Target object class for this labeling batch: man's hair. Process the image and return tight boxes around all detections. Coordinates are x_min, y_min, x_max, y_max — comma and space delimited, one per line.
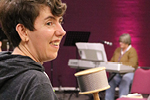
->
119, 33, 131, 45
0, 0, 67, 47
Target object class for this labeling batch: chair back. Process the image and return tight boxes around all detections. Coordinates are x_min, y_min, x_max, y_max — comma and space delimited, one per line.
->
131, 67, 150, 94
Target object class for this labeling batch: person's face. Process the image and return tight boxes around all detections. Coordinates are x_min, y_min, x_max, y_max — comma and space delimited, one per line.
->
27, 6, 66, 62
119, 42, 129, 50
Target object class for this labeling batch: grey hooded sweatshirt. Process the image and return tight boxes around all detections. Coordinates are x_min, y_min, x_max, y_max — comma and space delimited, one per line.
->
0, 51, 58, 100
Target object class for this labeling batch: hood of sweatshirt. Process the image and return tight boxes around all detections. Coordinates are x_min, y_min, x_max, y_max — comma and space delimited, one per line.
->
0, 51, 45, 88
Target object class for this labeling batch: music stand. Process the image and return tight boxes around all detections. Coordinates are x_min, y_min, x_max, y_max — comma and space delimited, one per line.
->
64, 31, 91, 59
64, 31, 91, 47
64, 31, 91, 98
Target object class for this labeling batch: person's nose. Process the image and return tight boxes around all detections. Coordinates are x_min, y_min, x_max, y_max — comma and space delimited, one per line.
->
55, 23, 66, 37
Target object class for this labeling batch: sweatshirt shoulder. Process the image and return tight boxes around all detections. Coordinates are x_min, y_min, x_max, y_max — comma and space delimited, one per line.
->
21, 70, 50, 84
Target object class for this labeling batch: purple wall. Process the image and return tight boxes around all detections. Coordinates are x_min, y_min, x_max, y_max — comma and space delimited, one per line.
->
44, 0, 150, 87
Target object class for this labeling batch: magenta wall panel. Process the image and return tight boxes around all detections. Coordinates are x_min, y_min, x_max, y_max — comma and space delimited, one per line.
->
43, 0, 150, 87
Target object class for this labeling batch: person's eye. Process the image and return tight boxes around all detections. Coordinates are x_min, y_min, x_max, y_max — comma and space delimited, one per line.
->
60, 21, 64, 25
46, 22, 52, 26
59, 19, 64, 25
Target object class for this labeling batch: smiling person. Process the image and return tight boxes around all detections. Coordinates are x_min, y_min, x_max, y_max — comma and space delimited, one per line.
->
105, 33, 138, 100
0, 0, 66, 100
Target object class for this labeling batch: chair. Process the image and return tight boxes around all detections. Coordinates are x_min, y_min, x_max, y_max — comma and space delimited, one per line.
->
117, 67, 150, 100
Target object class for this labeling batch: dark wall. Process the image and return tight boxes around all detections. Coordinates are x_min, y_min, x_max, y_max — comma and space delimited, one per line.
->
43, 0, 150, 87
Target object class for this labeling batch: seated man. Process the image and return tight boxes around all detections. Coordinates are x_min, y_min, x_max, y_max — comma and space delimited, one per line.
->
105, 33, 138, 100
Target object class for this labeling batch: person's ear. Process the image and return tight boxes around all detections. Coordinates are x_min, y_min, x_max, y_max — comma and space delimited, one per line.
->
16, 24, 29, 42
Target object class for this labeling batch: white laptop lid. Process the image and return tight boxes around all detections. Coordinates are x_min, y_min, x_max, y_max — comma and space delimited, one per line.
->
75, 42, 108, 62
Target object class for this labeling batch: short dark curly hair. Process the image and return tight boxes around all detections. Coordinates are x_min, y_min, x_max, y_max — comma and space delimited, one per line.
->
0, 0, 67, 47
